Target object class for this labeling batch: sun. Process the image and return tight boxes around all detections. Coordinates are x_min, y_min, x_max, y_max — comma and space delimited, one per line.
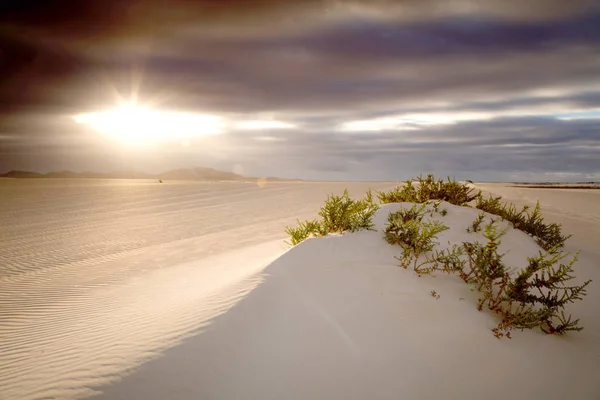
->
74, 104, 223, 143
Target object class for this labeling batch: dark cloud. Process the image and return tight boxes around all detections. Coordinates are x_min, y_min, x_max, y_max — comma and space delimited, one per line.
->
4, 1, 598, 35
197, 116, 600, 180
1, 0, 599, 180
259, 13, 600, 60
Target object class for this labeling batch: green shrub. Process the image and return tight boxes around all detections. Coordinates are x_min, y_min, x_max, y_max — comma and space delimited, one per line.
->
318, 189, 378, 234
476, 194, 570, 250
384, 204, 449, 275
466, 211, 486, 233
431, 244, 466, 275
395, 218, 591, 338
377, 175, 570, 251
284, 176, 591, 338
461, 223, 590, 337
285, 189, 379, 245
506, 249, 591, 335
377, 174, 480, 206
429, 200, 447, 216
285, 219, 323, 246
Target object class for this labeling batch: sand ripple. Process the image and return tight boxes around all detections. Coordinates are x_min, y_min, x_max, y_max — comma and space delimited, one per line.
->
0, 179, 393, 399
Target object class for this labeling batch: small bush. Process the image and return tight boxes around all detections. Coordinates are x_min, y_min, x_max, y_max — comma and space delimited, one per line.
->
404, 218, 590, 338
319, 189, 379, 234
431, 244, 467, 275
462, 223, 590, 337
378, 174, 480, 206
460, 222, 511, 312
285, 219, 323, 246
427, 200, 448, 217
385, 204, 449, 275
285, 189, 379, 245
466, 211, 486, 233
284, 176, 591, 338
476, 195, 571, 250
384, 213, 591, 338
506, 249, 591, 335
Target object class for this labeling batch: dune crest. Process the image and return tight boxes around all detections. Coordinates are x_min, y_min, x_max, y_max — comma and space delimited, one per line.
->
95, 202, 600, 399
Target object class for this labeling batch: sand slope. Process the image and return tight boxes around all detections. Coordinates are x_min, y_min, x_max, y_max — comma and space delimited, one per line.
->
0, 180, 395, 399
95, 202, 600, 400
2, 181, 598, 399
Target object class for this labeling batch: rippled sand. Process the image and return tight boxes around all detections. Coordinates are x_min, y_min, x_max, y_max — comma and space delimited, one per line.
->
0, 179, 395, 399
2, 179, 598, 399
94, 201, 600, 400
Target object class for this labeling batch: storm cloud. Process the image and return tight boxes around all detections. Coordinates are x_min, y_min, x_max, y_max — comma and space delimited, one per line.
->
1, 0, 599, 180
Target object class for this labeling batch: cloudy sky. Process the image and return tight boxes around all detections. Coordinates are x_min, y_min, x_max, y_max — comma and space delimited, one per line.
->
1, 0, 599, 181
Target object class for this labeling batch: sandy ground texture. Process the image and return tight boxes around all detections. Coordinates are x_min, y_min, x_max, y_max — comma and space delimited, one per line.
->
0, 179, 395, 400
1, 180, 598, 399
92, 195, 600, 400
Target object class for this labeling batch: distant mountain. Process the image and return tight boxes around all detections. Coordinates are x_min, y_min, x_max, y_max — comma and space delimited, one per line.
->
78, 171, 153, 179
158, 168, 244, 181
45, 171, 81, 179
0, 168, 298, 182
0, 170, 43, 178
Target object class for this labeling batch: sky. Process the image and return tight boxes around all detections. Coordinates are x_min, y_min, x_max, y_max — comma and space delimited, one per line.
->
1, 0, 600, 181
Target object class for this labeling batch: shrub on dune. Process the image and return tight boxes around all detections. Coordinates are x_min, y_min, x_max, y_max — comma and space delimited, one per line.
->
285, 189, 378, 246
377, 174, 480, 206
475, 194, 570, 251
284, 175, 592, 338
384, 203, 449, 276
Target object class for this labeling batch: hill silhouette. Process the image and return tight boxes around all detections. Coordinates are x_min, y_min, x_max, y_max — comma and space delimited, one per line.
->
0, 168, 299, 182
0, 170, 44, 178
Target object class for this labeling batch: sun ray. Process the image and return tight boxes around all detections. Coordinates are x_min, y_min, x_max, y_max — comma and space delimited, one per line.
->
74, 105, 224, 144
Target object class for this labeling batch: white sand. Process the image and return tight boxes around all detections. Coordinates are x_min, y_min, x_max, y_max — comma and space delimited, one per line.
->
0, 180, 394, 399
92, 200, 600, 400
1, 181, 599, 399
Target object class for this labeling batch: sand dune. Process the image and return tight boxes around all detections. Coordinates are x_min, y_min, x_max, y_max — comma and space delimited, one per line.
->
1, 180, 598, 399
94, 201, 600, 400
0, 241, 284, 399
0, 179, 394, 400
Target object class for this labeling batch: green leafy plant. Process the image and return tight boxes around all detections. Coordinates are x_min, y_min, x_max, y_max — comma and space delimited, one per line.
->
506, 249, 591, 335
476, 195, 570, 250
318, 189, 379, 234
285, 189, 379, 245
384, 204, 449, 276
466, 211, 486, 233
428, 200, 448, 217
385, 215, 592, 338
431, 244, 467, 275
284, 176, 591, 339
460, 222, 511, 312
285, 219, 323, 246
447, 221, 589, 338
378, 174, 480, 206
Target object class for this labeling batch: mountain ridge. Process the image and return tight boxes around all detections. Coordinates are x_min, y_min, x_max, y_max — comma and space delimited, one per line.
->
0, 168, 301, 182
